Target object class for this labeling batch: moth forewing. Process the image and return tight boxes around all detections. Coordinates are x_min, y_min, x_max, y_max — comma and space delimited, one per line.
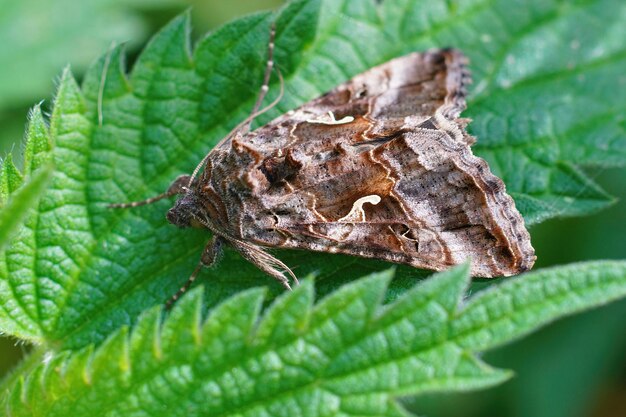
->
198, 49, 535, 279
113, 40, 535, 302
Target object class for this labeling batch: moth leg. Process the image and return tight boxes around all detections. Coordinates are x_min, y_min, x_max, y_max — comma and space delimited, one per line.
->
109, 174, 191, 209
165, 235, 225, 309
232, 241, 298, 290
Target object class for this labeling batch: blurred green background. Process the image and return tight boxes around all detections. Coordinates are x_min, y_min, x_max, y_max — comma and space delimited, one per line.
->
0, 1, 624, 416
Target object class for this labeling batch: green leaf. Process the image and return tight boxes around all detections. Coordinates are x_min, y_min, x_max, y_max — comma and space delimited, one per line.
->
452, 261, 626, 351
2, 261, 626, 416
0, 0, 625, 353
0, 104, 54, 341
0, 164, 52, 251
0, 0, 183, 109
0, 104, 53, 203
0, 155, 23, 198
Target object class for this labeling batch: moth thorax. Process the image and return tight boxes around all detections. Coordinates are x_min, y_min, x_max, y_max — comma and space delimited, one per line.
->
166, 192, 203, 229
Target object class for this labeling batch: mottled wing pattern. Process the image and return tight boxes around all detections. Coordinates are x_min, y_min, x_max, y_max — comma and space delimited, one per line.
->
205, 50, 535, 277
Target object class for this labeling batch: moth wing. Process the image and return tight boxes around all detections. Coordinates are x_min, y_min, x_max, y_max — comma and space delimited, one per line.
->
219, 50, 535, 277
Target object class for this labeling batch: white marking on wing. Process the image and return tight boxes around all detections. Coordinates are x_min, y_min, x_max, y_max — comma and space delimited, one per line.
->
338, 195, 381, 222
307, 111, 355, 125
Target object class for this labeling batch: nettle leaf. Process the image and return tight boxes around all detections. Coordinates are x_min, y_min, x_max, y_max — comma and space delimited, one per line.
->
0, 0, 183, 109
2, 261, 626, 416
0, 0, 625, 352
0, 104, 53, 340
0, 164, 53, 251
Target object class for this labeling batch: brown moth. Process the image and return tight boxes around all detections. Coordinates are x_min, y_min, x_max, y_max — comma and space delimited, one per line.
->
113, 27, 535, 301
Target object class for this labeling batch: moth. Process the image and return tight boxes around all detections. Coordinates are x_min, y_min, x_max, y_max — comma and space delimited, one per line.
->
113, 25, 536, 302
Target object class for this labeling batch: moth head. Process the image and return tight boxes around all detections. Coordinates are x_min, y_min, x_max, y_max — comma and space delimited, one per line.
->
166, 192, 203, 229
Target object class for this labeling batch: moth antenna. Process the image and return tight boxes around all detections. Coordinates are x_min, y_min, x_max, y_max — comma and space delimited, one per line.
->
188, 154, 211, 188
108, 191, 174, 209
109, 174, 191, 209
247, 22, 276, 128
227, 66, 284, 139
187, 24, 285, 188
